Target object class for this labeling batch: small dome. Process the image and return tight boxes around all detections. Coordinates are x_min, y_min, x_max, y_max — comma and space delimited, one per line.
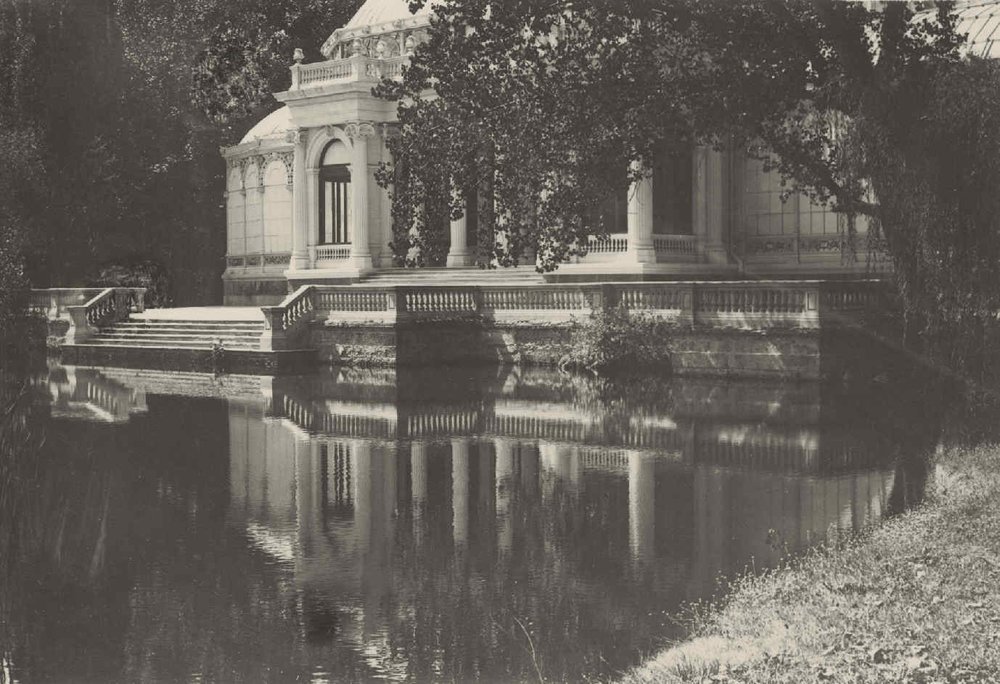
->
239, 106, 292, 145
322, 0, 438, 58
342, 0, 434, 31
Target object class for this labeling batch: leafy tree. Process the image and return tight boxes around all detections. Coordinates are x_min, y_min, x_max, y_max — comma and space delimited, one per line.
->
382, 0, 1000, 368
0, 0, 360, 306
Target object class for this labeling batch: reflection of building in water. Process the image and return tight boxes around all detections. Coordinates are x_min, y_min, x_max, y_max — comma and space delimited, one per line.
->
227, 382, 897, 661
46, 363, 910, 680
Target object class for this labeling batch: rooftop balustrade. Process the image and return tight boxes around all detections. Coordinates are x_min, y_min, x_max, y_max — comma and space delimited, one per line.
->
289, 55, 409, 90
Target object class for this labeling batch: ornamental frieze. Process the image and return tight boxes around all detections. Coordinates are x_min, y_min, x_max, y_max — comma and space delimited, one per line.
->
799, 237, 846, 254
743, 237, 797, 255
226, 151, 296, 189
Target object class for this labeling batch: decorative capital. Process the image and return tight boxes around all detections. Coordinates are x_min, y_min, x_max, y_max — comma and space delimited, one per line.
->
285, 128, 307, 145
345, 121, 377, 140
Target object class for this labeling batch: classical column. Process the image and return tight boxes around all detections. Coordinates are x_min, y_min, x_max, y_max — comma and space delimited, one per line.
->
289, 129, 309, 270
627, 161, 656, 264
353, 441, 373, 555
495, 439, 515, 556
411, 441, 428, 548
693, 146, 730, 264
452, 438, 470, 549
306, 167, 320, 267
446, 197, 473, 267
347, 122, 376, 271
296, 440, 319, 553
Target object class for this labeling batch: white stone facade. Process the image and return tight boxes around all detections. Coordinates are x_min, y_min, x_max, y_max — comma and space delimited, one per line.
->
221, 0, 880, 304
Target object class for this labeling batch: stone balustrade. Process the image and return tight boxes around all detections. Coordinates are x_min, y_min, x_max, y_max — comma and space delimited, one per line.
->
652, 234, 699, 260
585, 233, 704, 263
315, 244, 351, 261
65, 288, 146, 344
260, 285, 315, 351
290, 54, 407, 90
27, 288, 106, 320
268, 279, 886, 335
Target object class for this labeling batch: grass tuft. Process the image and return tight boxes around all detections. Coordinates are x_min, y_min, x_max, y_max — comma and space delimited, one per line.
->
619, 444, 1000, 684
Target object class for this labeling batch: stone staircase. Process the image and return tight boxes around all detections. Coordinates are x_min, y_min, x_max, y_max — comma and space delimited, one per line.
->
359, 267, 545, 286
83, 319, 265, 351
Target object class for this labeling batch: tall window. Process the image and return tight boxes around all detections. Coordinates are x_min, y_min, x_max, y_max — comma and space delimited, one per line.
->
588, 162, 628, 234
319, 140, 351, 245
653, 145, 693, 234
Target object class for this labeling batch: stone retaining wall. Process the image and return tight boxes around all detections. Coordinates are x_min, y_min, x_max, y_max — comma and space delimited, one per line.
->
310, 320, 869, 380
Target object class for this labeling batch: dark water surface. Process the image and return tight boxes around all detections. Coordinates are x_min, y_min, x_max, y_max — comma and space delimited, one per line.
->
0, 362, 941, 683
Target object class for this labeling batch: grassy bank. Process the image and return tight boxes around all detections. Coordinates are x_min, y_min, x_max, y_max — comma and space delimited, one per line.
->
621, 444, 1000, 684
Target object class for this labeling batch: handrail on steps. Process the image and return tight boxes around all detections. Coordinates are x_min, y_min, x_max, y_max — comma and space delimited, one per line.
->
260, 285, 315, 351
65, 287, 146, 344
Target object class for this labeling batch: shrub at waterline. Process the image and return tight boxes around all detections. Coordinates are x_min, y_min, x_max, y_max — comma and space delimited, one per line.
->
563, 305, 673, 373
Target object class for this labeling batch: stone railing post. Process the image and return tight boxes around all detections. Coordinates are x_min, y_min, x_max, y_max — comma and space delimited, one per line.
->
259, 307, 287, 352
679, 283, 695, 326
65, 306, 97, 344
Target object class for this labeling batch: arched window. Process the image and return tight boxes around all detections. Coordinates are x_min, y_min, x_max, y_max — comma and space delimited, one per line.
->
320, 140, 351, 245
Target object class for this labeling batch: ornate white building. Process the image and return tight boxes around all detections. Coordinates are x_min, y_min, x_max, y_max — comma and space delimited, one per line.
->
221, 0, 879, 305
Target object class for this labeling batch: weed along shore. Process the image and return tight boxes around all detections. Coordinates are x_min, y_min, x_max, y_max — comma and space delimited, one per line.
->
620, 444, 1000, 684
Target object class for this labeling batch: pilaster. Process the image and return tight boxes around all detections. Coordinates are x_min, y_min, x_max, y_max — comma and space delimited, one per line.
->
289, 129, 310, 270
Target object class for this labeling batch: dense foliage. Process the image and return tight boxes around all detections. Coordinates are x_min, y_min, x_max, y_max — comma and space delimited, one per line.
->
382, 0, 1000, 369
0, 0, 360, 306
565, 306, 673, 373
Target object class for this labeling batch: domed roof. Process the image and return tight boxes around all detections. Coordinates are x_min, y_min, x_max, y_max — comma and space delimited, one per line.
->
239, 106, 292, 145
321, 0, 437, 58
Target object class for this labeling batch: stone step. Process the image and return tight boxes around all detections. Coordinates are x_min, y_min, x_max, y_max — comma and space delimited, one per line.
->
86, 339, 260, 350
94, 338, 260, 349
103, 328, 262, 339
361, 273, 544, 285
114, 321, 264, 330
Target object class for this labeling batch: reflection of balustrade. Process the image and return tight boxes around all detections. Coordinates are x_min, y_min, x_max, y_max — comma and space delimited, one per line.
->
407, 410, 480, 437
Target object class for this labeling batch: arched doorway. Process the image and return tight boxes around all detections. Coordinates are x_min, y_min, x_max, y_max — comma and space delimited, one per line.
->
319, 139, 352, 246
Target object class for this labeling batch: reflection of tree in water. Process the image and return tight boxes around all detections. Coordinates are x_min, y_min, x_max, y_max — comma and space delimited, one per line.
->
6, 360, 987, 683
0, 368, 128, 681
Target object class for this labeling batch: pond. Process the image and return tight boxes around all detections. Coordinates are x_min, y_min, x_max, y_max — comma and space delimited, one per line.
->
0, 361, 944, 683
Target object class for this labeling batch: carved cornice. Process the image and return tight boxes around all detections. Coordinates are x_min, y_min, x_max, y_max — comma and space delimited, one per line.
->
226, 150, 296, 188
322, 18, 430, 60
